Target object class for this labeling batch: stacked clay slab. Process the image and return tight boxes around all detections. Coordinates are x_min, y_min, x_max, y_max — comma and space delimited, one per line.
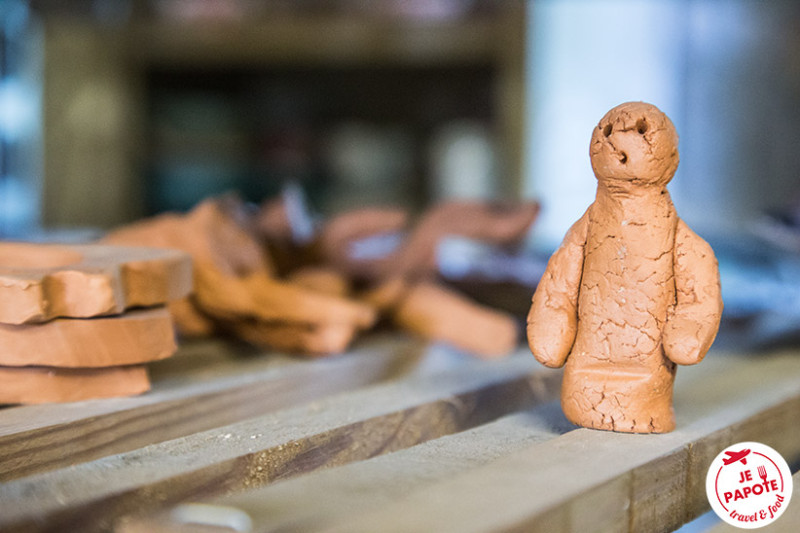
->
0, 243, 192, 404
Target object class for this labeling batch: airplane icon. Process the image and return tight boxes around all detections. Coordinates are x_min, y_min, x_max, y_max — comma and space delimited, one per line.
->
723, 448, 751, 466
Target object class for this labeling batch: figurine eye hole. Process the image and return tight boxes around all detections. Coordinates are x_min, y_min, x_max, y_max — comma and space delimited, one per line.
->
603, 124, 612, 137
636, 118, 648, 135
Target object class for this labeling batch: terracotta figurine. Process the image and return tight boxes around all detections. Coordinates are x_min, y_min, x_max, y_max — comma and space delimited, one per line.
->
527, 102, 723, 433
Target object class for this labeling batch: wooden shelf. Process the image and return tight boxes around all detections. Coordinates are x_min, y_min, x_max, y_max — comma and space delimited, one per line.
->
125, 17, 503, 68
1, 337, 799, 532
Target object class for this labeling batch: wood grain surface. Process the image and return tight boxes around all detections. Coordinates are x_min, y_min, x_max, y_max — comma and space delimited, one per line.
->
0, 340, 558, 532
1, 339, 798, 533
121, 350, 800, 533
0, 336, 431, 480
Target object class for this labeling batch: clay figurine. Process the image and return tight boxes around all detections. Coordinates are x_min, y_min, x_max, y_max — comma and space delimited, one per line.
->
527, 102, 723, 433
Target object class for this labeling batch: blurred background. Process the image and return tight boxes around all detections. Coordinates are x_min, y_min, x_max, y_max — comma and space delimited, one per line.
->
2, 0, 800, 348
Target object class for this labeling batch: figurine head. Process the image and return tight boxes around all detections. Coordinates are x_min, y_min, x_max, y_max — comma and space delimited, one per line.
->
590, 102, 679, 190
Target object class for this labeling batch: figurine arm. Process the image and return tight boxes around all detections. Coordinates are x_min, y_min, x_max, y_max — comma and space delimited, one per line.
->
526, 211, 589, 368
662, 219, 723, 365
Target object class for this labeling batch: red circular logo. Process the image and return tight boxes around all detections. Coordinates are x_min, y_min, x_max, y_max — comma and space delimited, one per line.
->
706, 442, 793, 528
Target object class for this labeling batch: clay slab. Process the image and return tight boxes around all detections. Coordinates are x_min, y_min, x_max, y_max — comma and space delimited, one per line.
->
0, 307, 177, 368
0, 365, 149, 404
0, 243, 192, 325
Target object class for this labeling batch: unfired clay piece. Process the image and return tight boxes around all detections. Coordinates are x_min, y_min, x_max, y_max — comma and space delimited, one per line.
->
247, 194, 315, 275
359, 277, 411, 313
167, 298, 218, 338
105, 201, 275, 280
315, 202, 538, 357
286, 266, 351, 298
105, 199, 377, 354
106, 196, 535, 357
0, 242, 192, 325
527, 102, 723, 433
316, 202, 539, 282
317, 207, 409, 280
387, 201, 540, 280
0, 365, 149, 404
358, 276, 521, 358
193, 266, 375, 329
231, 320, 360, 357
394, 281, 518, 359
0, 307, 176, 368
256, 194, 297, 243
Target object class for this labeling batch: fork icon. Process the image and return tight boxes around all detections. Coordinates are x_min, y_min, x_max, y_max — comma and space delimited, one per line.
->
758, 465, 768, 483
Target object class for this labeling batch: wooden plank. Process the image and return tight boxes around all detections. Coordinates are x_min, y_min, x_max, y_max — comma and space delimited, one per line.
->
130, 350, 800, 533
118, 401, 575, 533
0, 347, 559, 533
125, 18, 501, 68
305, 351, 800, 533
112, 354, 800, 533
629, 449, 689, 532
0, 335, 433, 480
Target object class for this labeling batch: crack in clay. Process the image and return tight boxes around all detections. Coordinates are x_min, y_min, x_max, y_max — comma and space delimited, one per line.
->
622, 220, 647, 227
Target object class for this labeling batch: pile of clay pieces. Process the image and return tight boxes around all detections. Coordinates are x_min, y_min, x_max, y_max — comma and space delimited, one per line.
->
104, 193, 539, 359
0, 243, 192, 404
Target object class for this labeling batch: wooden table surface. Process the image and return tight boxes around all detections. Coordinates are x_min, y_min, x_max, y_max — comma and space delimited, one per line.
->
1, 335, 799, 533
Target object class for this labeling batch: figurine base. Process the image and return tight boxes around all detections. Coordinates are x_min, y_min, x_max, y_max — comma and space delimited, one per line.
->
561, 365, 676, 433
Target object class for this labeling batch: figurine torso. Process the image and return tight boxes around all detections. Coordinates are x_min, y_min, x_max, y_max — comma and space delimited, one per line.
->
562, 185, 679, 432
574, 186, 677, 367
